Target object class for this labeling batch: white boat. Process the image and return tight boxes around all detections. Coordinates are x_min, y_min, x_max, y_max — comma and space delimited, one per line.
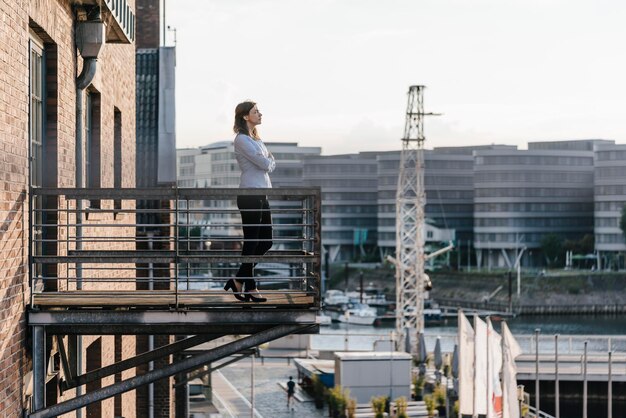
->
337, 303, 377, 326
324, 289, 349, 306
316, 313, 332, 326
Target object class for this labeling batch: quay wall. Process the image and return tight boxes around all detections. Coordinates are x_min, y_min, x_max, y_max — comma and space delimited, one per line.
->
331, 264, 626, 315
429, 271, 626, 315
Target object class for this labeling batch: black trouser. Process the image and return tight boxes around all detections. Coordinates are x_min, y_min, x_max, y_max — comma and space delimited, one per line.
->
236, 195, 273, 291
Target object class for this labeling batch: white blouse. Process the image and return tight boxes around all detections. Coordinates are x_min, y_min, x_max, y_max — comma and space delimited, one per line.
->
233, 134, 276, 188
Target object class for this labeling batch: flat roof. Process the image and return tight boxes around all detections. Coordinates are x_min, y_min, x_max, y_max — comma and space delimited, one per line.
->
334, 351, 412, 360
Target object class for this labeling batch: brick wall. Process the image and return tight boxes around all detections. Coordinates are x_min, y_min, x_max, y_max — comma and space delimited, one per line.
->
136, 0, 160, 49
0, 0, 33, 416
0, 0, 138, 417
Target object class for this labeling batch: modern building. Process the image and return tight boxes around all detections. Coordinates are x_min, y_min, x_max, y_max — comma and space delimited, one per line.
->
0, 0, 138, 416
302, 153, 379, 261
473, 140, 612, 269
594, 143, 626, 269
376, 147, 509, 264
135, 0, 178, 415
175, 139, 626, 269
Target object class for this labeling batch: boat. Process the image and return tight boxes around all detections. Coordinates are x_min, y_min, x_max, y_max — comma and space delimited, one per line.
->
324, 289, 349, 306
404, 300, 443, 322
316, 313, 332, 326
337, 303, 378, 325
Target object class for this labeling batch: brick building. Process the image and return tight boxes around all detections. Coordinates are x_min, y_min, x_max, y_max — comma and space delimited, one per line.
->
0, 0, 137, 416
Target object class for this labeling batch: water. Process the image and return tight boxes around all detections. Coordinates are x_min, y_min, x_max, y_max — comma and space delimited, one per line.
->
313, 315, 626, 354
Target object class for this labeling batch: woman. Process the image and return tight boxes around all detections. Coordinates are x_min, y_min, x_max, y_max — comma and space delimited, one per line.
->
223, 101, 275, 302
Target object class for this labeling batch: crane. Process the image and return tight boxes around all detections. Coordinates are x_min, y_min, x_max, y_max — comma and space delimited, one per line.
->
389, 85, 451, 354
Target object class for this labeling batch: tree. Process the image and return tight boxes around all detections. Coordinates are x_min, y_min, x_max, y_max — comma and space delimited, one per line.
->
540, 233, 563, 268
563, 234, 594, 255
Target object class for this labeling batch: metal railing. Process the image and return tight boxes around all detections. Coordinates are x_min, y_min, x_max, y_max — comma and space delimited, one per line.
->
29, 187, 321, 310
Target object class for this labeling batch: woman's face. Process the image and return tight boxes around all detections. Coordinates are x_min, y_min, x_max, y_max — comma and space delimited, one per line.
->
245, 105, 262, 126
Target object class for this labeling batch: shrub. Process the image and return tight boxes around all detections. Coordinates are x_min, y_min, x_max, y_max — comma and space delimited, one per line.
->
424, 394, 436, 418
395, 396, 408, 418
433, 383, 446, 406
346, 397, 357, 418
371, 395, 387, 418
413, 374, 426, 400
328, 385, 349, 418
311, 374, 326, 409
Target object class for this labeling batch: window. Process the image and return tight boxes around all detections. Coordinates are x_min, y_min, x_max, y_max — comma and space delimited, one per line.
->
86, 92, 101, 208
29, 33, 44, 281
114, 109, 122, 210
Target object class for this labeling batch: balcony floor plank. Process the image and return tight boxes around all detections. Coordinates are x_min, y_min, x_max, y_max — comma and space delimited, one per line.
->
33, 291, 314, 307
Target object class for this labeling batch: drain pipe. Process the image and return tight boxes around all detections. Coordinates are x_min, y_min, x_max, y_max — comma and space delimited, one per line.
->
74, 7, 104, 418
147, 232, 155, 418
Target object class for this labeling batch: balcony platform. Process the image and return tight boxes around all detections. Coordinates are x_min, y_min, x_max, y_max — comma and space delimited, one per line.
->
28, 308, 319, 335
32, 290, 315, 308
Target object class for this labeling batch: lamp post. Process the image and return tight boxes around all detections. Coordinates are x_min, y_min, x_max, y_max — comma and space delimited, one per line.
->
251, 349, 255, 418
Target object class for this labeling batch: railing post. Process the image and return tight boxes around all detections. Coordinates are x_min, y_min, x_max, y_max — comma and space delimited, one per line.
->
583, 340, 588, 418
174, 187, 179, 307
534, 328, 540, 414
608, 350, 613, 418
251, 350, 255, 418
28, 187, 34, 307
554, 334, 559, 418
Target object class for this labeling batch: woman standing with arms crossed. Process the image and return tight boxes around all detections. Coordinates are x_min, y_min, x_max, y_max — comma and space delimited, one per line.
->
223, 101, 274, 302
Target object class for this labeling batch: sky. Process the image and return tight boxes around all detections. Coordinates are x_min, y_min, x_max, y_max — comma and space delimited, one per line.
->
165, 0, 626, 155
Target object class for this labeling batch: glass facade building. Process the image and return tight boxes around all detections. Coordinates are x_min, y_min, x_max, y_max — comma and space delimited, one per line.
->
302, 153, 379, 261
473, 140, 611, 269
175, 139, 626, 268
594, 143, 626, 268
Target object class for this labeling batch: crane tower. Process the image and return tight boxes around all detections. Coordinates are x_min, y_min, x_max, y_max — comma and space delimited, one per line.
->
395, 85, 438, 351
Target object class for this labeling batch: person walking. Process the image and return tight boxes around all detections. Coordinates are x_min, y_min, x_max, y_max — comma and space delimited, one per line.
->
223, 101, 274, 303
287, 376, 296, 410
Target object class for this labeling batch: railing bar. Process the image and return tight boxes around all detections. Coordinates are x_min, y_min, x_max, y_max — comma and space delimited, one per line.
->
31, 208, 313, 214
33, 207, 312, 215
43, 266, 311, 271
33, 290, 316, 295
34, 222, 315, 228
47, 239, 314, 243
40, 276, 311, 283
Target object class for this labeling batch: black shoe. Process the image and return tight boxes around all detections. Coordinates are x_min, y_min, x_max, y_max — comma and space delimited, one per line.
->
245, 293, 267, 303
224, 279, 246, 301
244, 284, 267, 303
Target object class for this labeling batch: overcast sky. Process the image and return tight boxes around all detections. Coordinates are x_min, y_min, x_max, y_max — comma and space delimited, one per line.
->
165, 0, 626, 155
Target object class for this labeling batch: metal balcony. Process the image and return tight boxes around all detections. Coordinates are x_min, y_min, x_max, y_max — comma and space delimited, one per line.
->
26, 187, 321, 417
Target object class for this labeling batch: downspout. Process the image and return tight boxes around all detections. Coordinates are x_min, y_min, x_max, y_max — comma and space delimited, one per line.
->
74, 37, 97, 418
74, 7, 104, 418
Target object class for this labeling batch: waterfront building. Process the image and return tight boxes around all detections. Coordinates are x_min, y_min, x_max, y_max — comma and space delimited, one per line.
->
0, 0, 138, 416
175, 139, 626, 270
302, 153, 380, 261
473, 140, 612, 269
376, 147, 510, 265
594, 143, 626, 269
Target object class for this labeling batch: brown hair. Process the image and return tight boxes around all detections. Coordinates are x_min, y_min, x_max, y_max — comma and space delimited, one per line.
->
233, 101, 259, 139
